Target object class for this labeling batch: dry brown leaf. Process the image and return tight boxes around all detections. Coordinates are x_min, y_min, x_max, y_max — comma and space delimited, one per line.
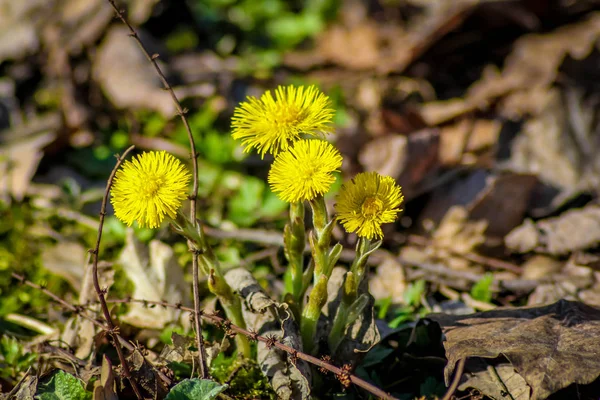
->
420, 13, 600, 125
369, 256, 406, 304
429, 300, 600, 400
459, 359, 531, 400
285, 0, 476, 74
117, 229, 190, 329
506, 205, 600, 256
359, 129, 440, 200
439, 119, 502, 166
62, 261, 114, 359
0, 129, 56, 202
93, 355, 118, 400
468, 173, 538, 237
93, 26, 175, 117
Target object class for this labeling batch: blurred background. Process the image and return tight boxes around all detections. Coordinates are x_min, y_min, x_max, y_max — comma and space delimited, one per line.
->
3, 0, 600, 397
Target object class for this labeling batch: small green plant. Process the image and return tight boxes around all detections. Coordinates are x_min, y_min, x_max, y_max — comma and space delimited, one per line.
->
0, 336, 36, 382
471, 273, 494, 303
36, 370, 92, 400
164, 379, 228, 400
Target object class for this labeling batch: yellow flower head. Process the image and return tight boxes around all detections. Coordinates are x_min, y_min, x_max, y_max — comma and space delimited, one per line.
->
231, 85, 334, 158
110, 151, 191, 229
335, 172, 403, 240
268, 139, 342, 203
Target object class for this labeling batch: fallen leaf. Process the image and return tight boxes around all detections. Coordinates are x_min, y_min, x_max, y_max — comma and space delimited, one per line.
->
468, 173, 538, 237
93, 26, 175, 117
93, 355, 118, 400
359, 129, 440, 200
506, 205, 600, 255
0, 129, 56, 202
459, 359, 531, 400
41, 241, 86, 291
429, 299, 600, 400
129, 349, 169, 398
62, 260, 114, 359
369, 256, 406, 304
420, 13, 600, 125
117, 229, 190, 329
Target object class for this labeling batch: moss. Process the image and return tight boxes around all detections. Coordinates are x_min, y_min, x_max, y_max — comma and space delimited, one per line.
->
211, 353, 275, 399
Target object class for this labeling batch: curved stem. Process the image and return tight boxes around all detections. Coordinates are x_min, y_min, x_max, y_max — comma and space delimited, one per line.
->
91, 145, 142, 399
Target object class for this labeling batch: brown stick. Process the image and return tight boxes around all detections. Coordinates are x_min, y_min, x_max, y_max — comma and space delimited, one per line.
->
89, 145, 142, 399
106, 0, 208, 378
441, 358, 466, 400
103, 297, 399, 400
11, 272, 173, 387
12, 272, 396, 400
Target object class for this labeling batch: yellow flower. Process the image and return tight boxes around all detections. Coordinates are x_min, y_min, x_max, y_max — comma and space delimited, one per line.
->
335, 172, 403, 240
268, 139, 342, 203
110, 151, 191, 229
231, 85, 334, 158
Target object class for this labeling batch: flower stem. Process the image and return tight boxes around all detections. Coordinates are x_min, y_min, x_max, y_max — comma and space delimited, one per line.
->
301, 196, 342, 352
301, 274, 328, 354
284, 202, 306, 318
328, 238, 378, 353
173, 213, 251, 358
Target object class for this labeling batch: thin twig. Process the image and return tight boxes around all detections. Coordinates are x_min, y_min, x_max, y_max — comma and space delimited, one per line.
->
442, 358, 466, 400
103, 297, 399, 400
105, 0, 208, 378
10, 272, 173, 387
12, 272, 395, 399
89, 145, 143, 399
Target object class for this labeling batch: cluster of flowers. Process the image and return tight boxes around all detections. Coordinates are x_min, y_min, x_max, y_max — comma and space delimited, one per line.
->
232, 84, 404, 240
110, 85, 403, 240
108, 84, 404, 355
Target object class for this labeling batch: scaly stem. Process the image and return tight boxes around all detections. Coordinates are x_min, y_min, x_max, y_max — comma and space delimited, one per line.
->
173, 213, 251, 358
284, 202, 306, 319
301, 274, 328, 354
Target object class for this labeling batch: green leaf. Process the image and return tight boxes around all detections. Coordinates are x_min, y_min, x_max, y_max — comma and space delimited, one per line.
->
36, 370, 92, 400
471, 273, 494, 303
228, 177, 264, 226
403, 280, 425, 307
165, 379, 228, 400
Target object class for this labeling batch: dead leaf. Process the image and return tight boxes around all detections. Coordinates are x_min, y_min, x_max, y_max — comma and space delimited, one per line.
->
224, 268, 311, 400
41, 241, 86, 291
14, 375, 38, 400
468, 173, 538, 237
420, 13, 600, 125
369, 256, 406, 304
117, 229, 190, 329
93, 26, 175, 117
432, 206, 487, 261
129, 349, 168, 398
359, 129, 440, 200
93, 355, 118, 400
285, 0, 476, 74
459, 359, 531, 400
0, 0, 43, 63
439, 119, 502, 166
429, 299, 600, 400
62, 261, 114, 359
0, 129, 56, 202
506, 205, 600, 256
